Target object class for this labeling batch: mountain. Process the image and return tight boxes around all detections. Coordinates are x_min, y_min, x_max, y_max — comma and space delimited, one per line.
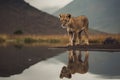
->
0, 0, 106, 35
54, 0, 120, 34
0, 0, 65, 34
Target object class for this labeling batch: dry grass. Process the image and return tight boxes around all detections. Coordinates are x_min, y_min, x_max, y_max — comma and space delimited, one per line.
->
0, 34, 120, 46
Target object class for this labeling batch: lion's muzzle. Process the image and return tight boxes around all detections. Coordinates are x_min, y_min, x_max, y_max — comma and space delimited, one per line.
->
61, 24, 67, 28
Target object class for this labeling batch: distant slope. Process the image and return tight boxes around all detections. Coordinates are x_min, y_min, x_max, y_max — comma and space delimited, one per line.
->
0, 0, 106, 35
54, 0, 120, 34
0, 0, 65, 34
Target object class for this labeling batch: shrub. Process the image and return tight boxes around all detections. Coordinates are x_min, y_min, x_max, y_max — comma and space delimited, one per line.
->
0, 37, 5, 43
14, 30, 23, 35
24, 38, 36, 43
103, 37, 119, 44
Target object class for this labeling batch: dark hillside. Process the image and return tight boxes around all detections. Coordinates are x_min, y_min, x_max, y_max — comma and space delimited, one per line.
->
0, 0, 105, 35
0, 0, 65, 34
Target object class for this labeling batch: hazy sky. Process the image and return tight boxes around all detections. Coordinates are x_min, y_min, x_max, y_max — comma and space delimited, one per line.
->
24, 0, 73, 14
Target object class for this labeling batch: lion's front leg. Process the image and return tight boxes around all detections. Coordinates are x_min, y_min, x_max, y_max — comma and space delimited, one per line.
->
72, 33, 77, 46
68, 31, 76, 46
67, 31, 72, 46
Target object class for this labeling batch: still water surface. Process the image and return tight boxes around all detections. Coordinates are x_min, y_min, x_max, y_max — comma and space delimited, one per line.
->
0, 45, 120, 80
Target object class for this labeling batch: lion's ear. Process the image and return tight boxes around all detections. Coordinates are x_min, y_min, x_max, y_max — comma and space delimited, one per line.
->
60, 73, 63, 79
67, 14, 71, 18
59, 14, 62, 18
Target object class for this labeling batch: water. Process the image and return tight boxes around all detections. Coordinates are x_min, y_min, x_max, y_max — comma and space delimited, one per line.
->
0, 45, 120, 80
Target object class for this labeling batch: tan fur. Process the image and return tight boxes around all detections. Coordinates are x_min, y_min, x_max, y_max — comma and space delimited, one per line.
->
59, 13, 89, 45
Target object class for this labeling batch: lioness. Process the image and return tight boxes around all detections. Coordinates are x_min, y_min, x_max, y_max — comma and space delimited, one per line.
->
59, 13, 89, 45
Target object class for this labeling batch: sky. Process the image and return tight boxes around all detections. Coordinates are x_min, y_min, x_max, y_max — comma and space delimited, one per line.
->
24, 0, 73, 14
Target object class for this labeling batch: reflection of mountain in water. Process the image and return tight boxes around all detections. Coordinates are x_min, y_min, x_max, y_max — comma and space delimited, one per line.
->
54, 0, 120, 33
89, 51, 120, 76
0, 46, 64, 77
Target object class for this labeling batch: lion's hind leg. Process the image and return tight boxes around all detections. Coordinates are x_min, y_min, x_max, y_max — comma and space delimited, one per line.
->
77, 31, 82, 45
84, 29, 89, 45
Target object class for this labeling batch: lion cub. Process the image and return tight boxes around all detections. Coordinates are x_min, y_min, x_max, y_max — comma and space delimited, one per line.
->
59, 13, 89, 46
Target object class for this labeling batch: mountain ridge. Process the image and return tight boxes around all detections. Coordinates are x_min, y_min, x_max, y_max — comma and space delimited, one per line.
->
0, 0, 65, 34
0, 0, 106, 35
54, 0, 120, 34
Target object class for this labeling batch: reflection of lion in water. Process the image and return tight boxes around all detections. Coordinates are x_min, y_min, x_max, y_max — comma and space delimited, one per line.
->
59, 14, 89, 45
60, 50, 89, 79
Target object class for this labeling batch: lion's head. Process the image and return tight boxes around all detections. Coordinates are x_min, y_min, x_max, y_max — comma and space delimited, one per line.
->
59, 13, 71, 28
60, 66, 72, 79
